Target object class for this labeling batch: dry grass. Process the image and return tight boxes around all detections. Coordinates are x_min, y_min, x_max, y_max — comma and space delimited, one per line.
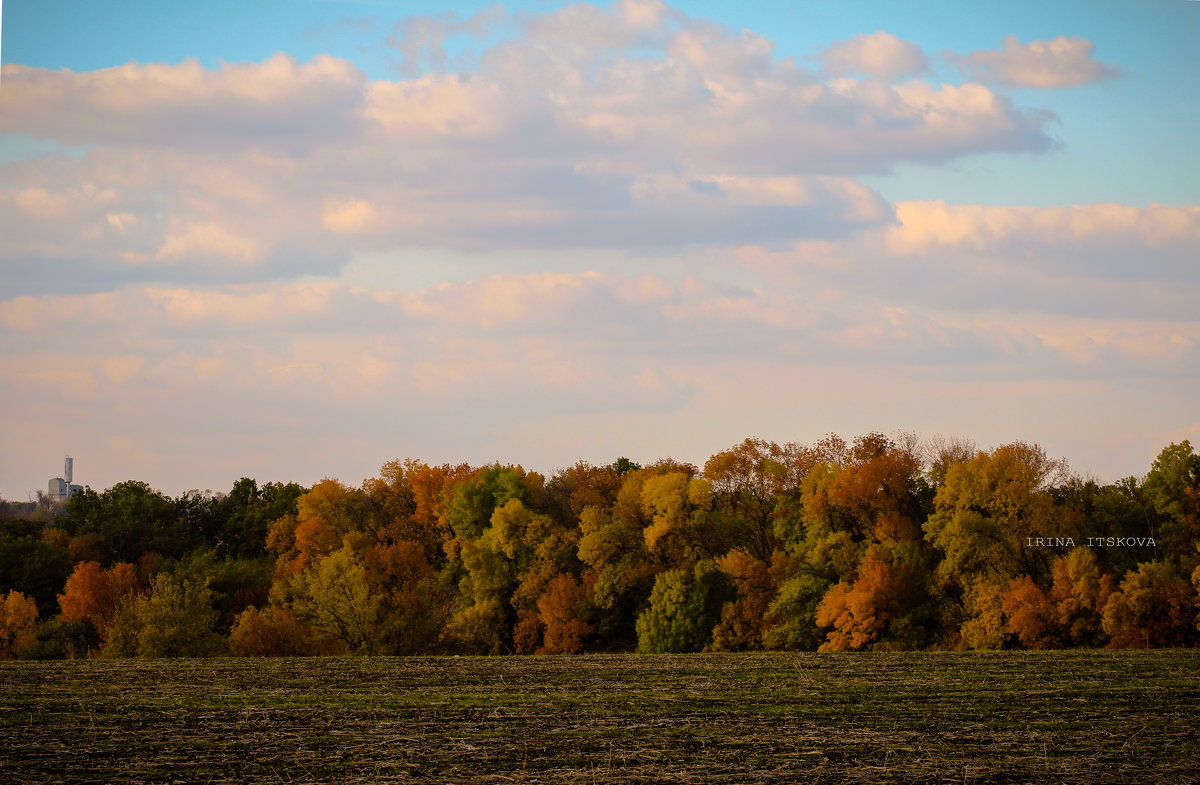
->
2, 650, 1198, 783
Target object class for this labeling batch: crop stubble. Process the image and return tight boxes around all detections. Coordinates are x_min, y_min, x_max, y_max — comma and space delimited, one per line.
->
1, 650, 1197, 783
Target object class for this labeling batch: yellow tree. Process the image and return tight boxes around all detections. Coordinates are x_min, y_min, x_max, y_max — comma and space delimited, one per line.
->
277, 547, 381, 655
134, 572, 225, 658
924, 442, 1076, 648
266, 479, 364, 578
641, 472, 716, 560
0, 591, 38, 659
1049, 547, 1112, 645
577, 462, 692, 648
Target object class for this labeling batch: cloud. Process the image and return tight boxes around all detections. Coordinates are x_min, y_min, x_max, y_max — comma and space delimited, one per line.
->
0, 2, 1067, 294
818, 31, 931, 80
386, 4, 506, 75
884, 201, 1200, 281
735, 201, 1200, 322
0, 54, 366, 150
3, 255, 1196, 497
948, 35, 1120, 89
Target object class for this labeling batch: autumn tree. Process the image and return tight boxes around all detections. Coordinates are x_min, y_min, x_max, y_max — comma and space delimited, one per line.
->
704, 438, 794, 561
924, 442, 1077, 648
709, 549, 776, 651
364, 539, 445, 654
267, 479, 364, 579
441, 464, 544, 544
0, 590, 38, 659
1000, 575, 1057, 649
1049, 547, 1112, 646
814, 543, 934, 651
275, 547, 380, 655
543, 461, 621, 529
641, 472, 717, 561
536, 573, 594, 654
923, 434, 977, 488
57, 560, 142, 641
229, 606, 334, 657
1102, 561, 1197, 648
363, 459, 473, 562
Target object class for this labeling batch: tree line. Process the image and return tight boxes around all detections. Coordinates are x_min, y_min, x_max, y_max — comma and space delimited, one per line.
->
2, 434, 1198, 659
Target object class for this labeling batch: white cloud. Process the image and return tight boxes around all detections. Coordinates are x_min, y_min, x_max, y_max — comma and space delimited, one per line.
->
819, 31, 931, 80
948, 35, 1120, 89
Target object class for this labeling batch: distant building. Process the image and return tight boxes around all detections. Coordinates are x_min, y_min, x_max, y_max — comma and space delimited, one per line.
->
47, 456, 83, 503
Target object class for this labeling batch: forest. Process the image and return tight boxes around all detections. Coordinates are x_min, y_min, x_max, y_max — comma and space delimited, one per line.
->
1, 434, 1198, 659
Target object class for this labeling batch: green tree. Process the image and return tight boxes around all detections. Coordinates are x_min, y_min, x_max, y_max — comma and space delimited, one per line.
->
62, 481, 194, 564
278, 547, 381, 655
0, 519, 72, 617
210, 479, 306, 559
134, 572, 225, 658
635, 562, 732, 653
1142, 441, 1200, 566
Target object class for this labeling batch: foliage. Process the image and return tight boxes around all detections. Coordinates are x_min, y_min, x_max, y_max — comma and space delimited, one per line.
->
0, 590, 39, 658
635, 562, 732, 653
57, 560, 143, 641
3, 434, 1200, 657
0, 519, 73, 617
1101, 561, 1197, 648
61, 481, 194, 564
536, 572, 594, 654
134, 572, 225, 658
229, 606, 335, 656
16, 618, 97, 660
1142, 441, 1200, 565
276, 547, 381, 655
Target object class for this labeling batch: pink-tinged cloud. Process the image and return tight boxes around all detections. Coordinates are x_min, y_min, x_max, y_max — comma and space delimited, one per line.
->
819, 31, 931, 79
884, 201, 1200, 281
0, 55, 366, 149
948, 35, 1120, 89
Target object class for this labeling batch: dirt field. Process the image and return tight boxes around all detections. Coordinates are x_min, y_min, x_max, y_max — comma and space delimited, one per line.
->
2, 650, 1198, 783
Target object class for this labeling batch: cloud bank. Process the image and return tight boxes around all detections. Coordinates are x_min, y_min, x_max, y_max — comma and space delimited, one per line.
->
1, 2, 1061, 295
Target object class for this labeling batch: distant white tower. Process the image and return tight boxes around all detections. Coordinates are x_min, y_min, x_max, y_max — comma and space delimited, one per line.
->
48, 456, 82, 502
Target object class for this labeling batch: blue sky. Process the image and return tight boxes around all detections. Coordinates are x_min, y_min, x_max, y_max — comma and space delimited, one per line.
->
1, 0, 1197, 498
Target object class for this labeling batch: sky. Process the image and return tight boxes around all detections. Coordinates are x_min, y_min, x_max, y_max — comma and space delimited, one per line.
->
1, 0, 1198, 500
